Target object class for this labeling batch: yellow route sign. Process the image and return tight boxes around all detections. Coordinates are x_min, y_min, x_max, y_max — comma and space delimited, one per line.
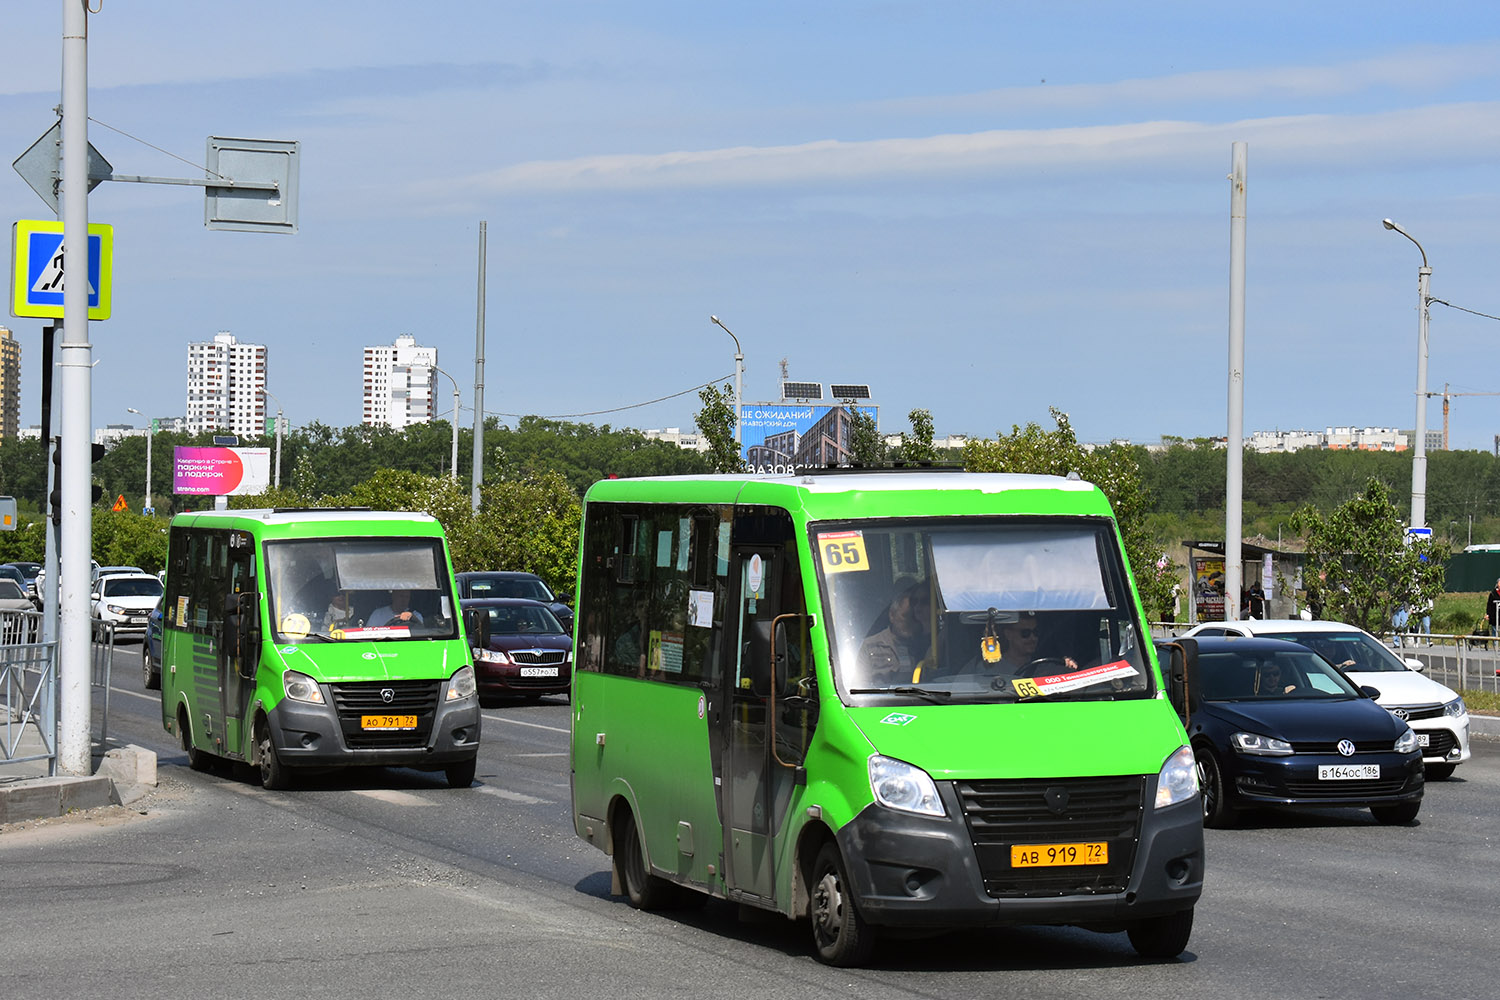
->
10, 219, 113, 320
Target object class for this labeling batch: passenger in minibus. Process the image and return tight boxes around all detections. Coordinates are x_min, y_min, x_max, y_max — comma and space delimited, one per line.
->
858, 583, 933, 684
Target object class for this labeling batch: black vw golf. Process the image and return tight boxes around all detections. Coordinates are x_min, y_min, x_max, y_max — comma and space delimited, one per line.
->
1162, 636, 1423, 828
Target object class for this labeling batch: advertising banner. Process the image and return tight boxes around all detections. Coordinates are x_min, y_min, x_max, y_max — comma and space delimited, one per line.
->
172, 446, 271, 496
739, 402, 879, 473
1192, 556, 1226, 622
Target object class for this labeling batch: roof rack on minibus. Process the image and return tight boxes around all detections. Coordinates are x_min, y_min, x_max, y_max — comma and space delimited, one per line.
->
797, 464, 966, 475
267, 506, 374, 513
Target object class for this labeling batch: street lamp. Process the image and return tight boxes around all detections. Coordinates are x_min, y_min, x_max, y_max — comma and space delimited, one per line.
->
1382, 218, 1431, 529
709, 315, 744, 446
424, 363, 461, 482
126, 407, 152, 511
259, 387, 284, 489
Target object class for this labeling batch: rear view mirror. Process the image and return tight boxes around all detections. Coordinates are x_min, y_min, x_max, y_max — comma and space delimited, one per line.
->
463, 608, 490, 650
1403, 657, 1425, 672
1157, 638, 1199, 723
1360, 685, 1382, 700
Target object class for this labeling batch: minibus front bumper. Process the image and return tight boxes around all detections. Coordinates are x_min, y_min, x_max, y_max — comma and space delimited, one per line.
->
266, 685, 481, 770
835, 777, 1203, 929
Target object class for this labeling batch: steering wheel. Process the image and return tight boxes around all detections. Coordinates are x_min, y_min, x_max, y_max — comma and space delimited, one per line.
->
1016, 657, 1073, 679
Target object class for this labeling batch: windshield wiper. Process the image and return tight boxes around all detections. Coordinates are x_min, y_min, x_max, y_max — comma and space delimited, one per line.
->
848, 686, 952, 703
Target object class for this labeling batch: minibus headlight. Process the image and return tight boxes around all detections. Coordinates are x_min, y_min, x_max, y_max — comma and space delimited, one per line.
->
283, 669, 325, 705
1155, 745, 1199, 810
1395, 727, 1418, 755
869, 755, 945, 818
448, 665, 476, 702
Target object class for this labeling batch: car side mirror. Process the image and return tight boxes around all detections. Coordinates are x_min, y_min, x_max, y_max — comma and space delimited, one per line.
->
1403, 657, 1425, 672
1359, 685, 1382, 700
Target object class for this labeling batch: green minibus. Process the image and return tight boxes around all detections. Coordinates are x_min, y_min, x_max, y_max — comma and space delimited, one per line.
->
569, 471, 1202, 965
160, 508, 480, 789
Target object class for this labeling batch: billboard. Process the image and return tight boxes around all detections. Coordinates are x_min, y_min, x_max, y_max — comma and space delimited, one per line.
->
172, 446, 271, 496
739, 403, 879, 474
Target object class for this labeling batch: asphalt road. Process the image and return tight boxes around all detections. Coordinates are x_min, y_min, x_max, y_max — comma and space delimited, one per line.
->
3, 640, 1497, 1000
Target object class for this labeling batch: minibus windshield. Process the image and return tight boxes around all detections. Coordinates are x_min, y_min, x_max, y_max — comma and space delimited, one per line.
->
815, 518, 1151, 704
266, 537, 458, 642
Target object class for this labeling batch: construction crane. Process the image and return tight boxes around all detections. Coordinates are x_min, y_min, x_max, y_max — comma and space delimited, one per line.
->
1435, 383, 1500, 450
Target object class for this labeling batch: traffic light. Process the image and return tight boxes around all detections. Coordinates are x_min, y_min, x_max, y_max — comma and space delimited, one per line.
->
49, 442, 107, 526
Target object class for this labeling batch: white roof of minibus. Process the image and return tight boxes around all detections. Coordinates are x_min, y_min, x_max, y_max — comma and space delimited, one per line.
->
174, 509, 439, 527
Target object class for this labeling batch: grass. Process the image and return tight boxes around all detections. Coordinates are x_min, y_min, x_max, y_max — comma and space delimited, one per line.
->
1434, 592, 1487, 636
1460, 689, 1500, 715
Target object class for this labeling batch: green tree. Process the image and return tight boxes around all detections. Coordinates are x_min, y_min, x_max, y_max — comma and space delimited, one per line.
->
963, 408, 1171, 616
847, 406, 886, 466
1288, 477, 1446, 634
695, 382, 742, 474
892, 408, 937, 464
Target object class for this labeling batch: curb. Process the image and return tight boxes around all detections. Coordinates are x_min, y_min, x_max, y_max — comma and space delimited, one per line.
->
0, 745, 158, 825
1468, 713, 1500, 742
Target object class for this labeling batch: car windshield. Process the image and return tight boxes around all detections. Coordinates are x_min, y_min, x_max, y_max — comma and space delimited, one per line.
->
466, 575, 554, 602
102, 577, 164, 598
0, 580, 26, 600
482, 604, 564, 635
1261, 630, 1410, 673
265, 537, 458, 642
816, 517, 1151, 705
1197, 647, 1362, 700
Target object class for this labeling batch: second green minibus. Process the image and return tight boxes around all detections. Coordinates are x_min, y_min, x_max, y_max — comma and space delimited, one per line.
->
570, 471, 1202, 965
160, 508, 480, 789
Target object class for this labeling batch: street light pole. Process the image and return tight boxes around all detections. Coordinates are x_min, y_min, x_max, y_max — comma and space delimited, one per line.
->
260, 387, 284, 489
1383, 218, 1431, 529
126, 407, 152, 510
709, 315, 743, 446
425, 363, 461, 481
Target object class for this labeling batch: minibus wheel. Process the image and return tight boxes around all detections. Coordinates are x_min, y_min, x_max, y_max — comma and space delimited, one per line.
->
810, 843, 874, 967
613, 808, 670, 909
445, 756, 477, 788
179, 707, 211, 772
255, 718, 294, 790
1126, 907, 1194, 959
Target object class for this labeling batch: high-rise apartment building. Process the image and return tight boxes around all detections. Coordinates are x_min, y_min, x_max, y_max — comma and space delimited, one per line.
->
185, 332, 268, 436
363, 334, 437, 429
0, 327, 19, 440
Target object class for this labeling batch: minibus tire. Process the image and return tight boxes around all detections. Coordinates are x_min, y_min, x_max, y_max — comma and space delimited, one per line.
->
810, 843, 874, 967
1126, 907, 1193, 959
255, 719, 295, 790
180, 707, 211, 772
614, 809, 670, 910
445, 756, 477, 788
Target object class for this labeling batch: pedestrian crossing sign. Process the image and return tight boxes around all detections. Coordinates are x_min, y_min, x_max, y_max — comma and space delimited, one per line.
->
10, 219, 113, 320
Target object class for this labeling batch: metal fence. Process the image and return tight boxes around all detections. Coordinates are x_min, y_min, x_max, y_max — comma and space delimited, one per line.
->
1, 612, 118, 775
1150, 622, 1500, 698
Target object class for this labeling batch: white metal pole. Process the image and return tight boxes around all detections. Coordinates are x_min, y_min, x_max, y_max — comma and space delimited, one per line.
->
57, 0, 92, 775
274, 406, 283, 489
1413, 264, 1431, 528
471, 221, 486, 513
145, 425, 152, 509
1225, 142, 1247, 622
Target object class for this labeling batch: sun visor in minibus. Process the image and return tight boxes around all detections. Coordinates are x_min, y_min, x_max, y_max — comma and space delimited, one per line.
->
334, 546, 440, 590
929, 528, 1110, 611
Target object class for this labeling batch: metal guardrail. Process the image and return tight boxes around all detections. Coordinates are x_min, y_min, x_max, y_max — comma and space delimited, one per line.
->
0, 611, 118, 774
1150, 622, 1500, 697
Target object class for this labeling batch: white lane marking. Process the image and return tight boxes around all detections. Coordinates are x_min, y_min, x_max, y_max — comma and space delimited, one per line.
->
483, 713, 568, 734
512, 752, 567, 758
474, 785, 553, 805
352, 789, 436, 807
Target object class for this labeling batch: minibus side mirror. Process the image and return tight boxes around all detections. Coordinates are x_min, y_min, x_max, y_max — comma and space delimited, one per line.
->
1158, 638, 1199, 724
463, 608, 490, 651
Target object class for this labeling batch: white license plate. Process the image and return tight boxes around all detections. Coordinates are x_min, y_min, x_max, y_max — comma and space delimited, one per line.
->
1319, 764, 1380, 780
1417, 733, 1430, 747
519, 666, 559, 678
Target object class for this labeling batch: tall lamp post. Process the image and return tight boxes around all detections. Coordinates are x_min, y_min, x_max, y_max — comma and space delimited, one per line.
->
425, 363, 461, 481
126, 407, 152, 511
1383, 218, 1431, 529
259, 387, 284, 489
709, 315, 744, 446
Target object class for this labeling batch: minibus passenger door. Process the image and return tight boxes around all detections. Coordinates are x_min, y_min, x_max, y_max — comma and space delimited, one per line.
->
220, 539, 257, 758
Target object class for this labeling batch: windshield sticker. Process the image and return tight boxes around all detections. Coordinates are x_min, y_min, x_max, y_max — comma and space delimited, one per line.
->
1012, 660, 1140, 698
818, 530, 869, 575
280, 613, 311, 638
338, 625, 412, 639
688, 589, 714, 628
880, 712, 917, 726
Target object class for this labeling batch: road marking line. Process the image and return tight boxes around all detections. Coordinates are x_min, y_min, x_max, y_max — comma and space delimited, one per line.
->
352, 789, 436, 807
474, 785, 553, 805
483, 714, 568, 734
512, 752, 567, 758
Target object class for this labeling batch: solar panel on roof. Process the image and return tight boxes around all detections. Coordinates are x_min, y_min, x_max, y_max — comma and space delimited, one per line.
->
781, 381, 823, 400
830, 384, 871, 400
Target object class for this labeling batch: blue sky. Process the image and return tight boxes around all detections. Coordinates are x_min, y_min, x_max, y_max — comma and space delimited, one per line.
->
5, 2, 1500, 449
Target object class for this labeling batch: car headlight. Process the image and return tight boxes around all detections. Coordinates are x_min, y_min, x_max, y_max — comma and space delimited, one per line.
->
473, 648, 511, 665
869, 755, 945, 818
106, 604, 129, 615
1230, 731, 1293, 756
1442, 696, 1467, 719
283, 669, 325, 705
447, 665, 476, 702
1155, 745, 1199, 809
1395, 727, 1418, 754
